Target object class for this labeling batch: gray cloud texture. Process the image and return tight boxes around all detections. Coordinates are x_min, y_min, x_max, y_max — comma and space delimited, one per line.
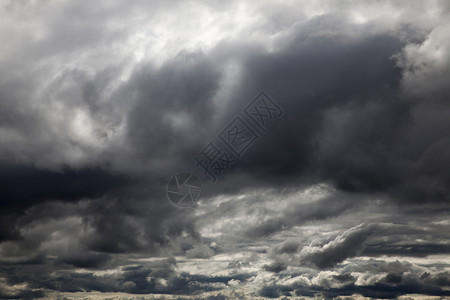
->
1, 0, 450, 299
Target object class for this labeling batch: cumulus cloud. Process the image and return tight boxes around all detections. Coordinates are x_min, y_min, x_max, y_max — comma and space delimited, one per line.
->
185, 244, 215, 259
299, 224, 380, 269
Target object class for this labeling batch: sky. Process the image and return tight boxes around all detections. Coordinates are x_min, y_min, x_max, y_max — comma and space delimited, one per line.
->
1, 0, 450, 299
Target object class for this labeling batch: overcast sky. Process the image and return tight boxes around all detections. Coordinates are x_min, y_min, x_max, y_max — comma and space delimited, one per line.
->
1, 0, 450, 299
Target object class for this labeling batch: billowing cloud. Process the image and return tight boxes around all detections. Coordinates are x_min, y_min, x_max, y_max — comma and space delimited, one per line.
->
0, 0, 450, 299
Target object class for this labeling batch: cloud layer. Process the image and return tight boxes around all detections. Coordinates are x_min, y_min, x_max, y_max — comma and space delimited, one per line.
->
1, 0, 450, 299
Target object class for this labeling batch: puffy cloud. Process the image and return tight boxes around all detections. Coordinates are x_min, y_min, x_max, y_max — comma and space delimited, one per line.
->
185, 244, 215, 259
299, 224, 379, 269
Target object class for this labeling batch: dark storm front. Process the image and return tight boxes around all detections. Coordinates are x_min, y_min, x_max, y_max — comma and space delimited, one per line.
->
194, 91, 285, 182
166, 91, 284, 208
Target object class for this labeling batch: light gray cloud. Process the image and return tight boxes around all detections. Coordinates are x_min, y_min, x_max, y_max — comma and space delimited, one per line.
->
298, 224, 380, 269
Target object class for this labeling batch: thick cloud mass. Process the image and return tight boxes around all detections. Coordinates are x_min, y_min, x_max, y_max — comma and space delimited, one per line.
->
1, 0, 450, 299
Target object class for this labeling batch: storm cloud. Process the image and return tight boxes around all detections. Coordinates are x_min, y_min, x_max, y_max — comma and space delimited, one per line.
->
1, 0, 450, 299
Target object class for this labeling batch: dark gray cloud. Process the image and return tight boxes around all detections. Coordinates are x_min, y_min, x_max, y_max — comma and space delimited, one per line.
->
1, 0, 450, 299
263, 261, 287, 274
